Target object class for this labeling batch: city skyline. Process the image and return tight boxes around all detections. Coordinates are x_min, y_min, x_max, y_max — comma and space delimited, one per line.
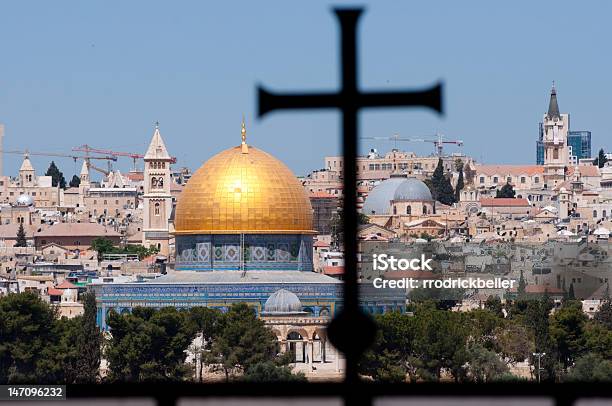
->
1, 0, 611, 178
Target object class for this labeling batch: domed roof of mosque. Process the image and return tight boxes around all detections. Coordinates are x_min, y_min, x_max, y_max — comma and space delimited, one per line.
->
361, 175, 408, 215
15, 194, 34, 207
362, 175, 433, 215
263, 289, 304, 314
393, 177, 433, 201
174, 121, 314, 235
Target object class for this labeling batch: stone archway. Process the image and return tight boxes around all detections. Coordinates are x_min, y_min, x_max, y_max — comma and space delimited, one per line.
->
287, 331, 305, 363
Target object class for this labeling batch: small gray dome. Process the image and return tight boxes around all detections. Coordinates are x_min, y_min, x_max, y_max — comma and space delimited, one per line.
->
362, 176, 407, 215
263, 289, 303, 314
16, 194, 34, 207
393, 177, 433, 201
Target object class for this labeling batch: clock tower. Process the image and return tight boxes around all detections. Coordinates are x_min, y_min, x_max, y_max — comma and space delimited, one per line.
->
142, 123, 173, 256
542, 83, 569, 187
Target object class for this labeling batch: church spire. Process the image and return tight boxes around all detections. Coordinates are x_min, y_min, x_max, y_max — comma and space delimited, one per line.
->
19, 152, 34, 172
547, 81, 560, 119
144, 122, 171, 161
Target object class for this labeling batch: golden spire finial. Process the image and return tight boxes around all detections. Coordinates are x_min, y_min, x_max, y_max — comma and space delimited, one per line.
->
241, 116, 247, 143
240, 116, 249, 154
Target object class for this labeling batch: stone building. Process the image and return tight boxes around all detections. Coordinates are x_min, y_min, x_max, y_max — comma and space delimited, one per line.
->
142, 124, 173, 256
0, 154, 60, 208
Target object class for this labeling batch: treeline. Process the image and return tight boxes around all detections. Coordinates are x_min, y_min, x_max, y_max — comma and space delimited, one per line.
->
0, 292, 304, 383
359, 297, 612, 382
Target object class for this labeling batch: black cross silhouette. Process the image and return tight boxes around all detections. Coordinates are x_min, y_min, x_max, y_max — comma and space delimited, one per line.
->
258, 7, 443, 388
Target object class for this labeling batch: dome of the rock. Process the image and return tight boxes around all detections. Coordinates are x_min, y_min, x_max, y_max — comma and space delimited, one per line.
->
175, 132, 314, 235
173, 122, 315, 272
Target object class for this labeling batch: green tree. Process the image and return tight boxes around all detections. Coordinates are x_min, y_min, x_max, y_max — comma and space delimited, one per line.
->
0, 292, 59, 383
582, 321, 612, 360
69, 175, 81, 188
45, 161, 66, 189
517, 269, 527, 299
484, 296, 504, 318
496, 182, 516, 198
212, 303, 283, 381
74, 291, 101, 383
105, 307, 197, 382
359, 311, 416, 382
565, 353, 612, 382
240, 361, 306, 382
15, 222, 27, 247
594, 299, 612, 329
550, 301, 588, 369
465, 342, 509, 382
510, 297, 558, 381
411, 307, 468, 381
90, 237, 117, 259
493, 320, 534, 365
454, 159, 464, 202
567, 283, 575, 300
429, 158, 456, 206
593, 148, 608, 168
466, 309, 503, 350
187, 307, 222, 383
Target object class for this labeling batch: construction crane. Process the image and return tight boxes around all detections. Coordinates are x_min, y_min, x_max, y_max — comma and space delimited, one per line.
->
361, 133, 464, 157
0, 149, 117, 175
72, 144, 177, 171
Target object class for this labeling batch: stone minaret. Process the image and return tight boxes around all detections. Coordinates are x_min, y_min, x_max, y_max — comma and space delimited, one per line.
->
542, 83, 570, 187
142, 123, 173, 255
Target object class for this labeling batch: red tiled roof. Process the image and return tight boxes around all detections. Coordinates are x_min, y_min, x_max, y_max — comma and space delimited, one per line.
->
313, 240, 330, 248
567, 165, 600, 177
323, 266, 344, 275
56, 280, 77, 289
48, 288, 64, 296
475, 164, 544, 176
480, 198, 531, 207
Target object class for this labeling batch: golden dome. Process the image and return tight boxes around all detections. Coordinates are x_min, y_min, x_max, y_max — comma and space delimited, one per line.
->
174, 127, 314, 235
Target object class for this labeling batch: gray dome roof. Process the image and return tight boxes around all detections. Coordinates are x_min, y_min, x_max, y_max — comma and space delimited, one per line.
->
393, 177, 433, 201
362, 176, 407, 215
263, 289, 303, 314
15, 194, 34, 207
362, 176, 433, 215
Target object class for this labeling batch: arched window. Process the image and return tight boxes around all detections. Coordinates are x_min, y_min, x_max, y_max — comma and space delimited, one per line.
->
593, 210, 597, 218
393, 206, 397, 215
423, 206, 427, 215
151, 177, 158, 189
154, 203, 160, 216
158, 178, 163, 187
406, 205, 411, 215
603, 210, 607, 218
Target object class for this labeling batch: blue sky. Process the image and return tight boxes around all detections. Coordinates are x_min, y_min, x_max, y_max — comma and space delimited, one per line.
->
0, 0, 610, 179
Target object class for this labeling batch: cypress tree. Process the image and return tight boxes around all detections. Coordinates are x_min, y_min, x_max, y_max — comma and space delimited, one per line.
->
568, 283, 575, 300
15, 222, 27, 247
455, 160, 465, 202
74, 291, 101, 383
45, 161, 66, 189
430, 158, 456, 206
